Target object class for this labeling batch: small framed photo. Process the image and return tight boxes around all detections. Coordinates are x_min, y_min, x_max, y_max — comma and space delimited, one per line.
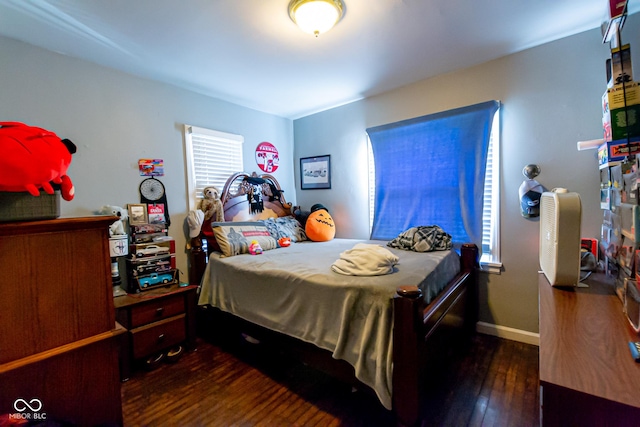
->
128, 203, 148, 225
300, 155, 331, 190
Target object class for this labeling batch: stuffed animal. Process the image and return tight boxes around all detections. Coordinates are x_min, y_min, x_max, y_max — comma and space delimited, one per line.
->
278, 237, 291, 247
198, 186, 224, 223
305, 204, 335, 242
99, 205, 128, 236
0, 122, 76, 201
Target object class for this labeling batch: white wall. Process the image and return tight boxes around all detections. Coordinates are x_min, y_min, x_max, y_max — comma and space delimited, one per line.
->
293, 15, 640, 334
0, 36, 295, 282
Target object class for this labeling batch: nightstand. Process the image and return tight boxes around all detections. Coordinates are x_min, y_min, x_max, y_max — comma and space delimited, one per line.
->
114, 284, 197, 381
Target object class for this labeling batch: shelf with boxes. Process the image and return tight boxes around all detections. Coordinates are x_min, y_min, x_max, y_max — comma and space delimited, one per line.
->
124, 222, 178, 294
544, 4, 640, 424
596, 1, 640, 335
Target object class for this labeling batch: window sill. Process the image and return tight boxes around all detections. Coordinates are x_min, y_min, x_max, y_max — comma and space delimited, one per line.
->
479, 260, 503, 274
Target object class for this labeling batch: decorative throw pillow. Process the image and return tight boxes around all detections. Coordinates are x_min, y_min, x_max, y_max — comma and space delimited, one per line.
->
306, 207, 335, 242
212, 222, 277, 257
387, 225, 452, 252
263, 216, 307, 242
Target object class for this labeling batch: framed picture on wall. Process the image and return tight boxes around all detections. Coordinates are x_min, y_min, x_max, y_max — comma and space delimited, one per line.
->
300, 155, 331, 190
128, 203, 148, 225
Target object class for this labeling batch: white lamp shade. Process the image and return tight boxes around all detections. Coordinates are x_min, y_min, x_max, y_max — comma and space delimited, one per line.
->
290, 0, 343, 36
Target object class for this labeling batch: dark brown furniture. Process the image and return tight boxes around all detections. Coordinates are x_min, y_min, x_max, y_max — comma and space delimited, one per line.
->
539, 272, 640, 426
0, 216, 124, 426
115, 284, 197, 380
189, 172, 479, 426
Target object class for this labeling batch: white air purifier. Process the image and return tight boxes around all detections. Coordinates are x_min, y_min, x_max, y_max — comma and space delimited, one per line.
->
539, 189, 582, 287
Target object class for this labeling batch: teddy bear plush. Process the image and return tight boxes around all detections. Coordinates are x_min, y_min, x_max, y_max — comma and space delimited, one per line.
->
99, 205, 128, 236
198, 186, 224, 223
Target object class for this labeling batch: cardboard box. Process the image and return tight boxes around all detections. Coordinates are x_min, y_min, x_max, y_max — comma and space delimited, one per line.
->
604, 82, 640, 111
611, 44, 633, 85
602, 82, 640, 141
620, 202, 640, 241
598, 138, 640, 167
622, 161, 638, 204
601, 0, 627, 43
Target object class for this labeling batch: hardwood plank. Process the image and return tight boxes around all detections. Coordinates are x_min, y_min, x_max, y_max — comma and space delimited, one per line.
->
523, 343, 542, 427
468, 336, 511, 427
491, 339, 518, 427
430, 334, 498, 426
121, 333, 540, 426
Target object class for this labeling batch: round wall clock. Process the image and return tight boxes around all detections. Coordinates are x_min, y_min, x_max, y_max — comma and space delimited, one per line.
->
139, 177, 165, 202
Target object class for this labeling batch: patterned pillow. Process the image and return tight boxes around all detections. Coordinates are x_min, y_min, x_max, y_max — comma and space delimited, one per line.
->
387, 225, 452, 252
212, 222, 277, 257
263, 216, 307, 242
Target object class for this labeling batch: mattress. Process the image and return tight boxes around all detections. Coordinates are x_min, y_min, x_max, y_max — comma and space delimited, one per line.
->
198, 238, 461, 409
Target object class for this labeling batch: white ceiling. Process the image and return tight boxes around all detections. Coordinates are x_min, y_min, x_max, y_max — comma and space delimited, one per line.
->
0, 0, 637, 119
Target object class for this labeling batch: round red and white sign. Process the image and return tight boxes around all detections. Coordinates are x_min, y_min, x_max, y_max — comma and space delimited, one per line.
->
255, 141, 279, 173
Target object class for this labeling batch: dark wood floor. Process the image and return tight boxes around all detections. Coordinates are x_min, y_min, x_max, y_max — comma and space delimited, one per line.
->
121, 333, 539, 426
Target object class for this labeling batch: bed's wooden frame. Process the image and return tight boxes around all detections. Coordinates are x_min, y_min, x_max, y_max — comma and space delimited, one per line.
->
189, 172, 478, 426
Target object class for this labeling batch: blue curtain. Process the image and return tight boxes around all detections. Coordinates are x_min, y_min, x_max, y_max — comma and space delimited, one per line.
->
367, 100, 499, 250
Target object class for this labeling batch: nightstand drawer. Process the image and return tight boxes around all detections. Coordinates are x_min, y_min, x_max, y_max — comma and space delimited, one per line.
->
129, 294, 185, 328
131, 314, 185, 359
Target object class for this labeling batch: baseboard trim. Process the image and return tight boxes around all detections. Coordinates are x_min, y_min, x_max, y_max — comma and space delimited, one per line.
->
476, 321, 540, 346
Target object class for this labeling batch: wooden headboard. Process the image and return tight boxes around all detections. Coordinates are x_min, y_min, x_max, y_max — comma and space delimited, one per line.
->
219, 172, 292, 221
188, 172, 293, 286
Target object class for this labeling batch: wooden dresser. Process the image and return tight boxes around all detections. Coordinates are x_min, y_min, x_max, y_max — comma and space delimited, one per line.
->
0, 216, 124, 426
539, 272, 640, 426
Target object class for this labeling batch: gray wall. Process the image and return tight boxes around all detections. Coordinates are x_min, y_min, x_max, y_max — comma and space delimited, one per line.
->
0, 36, 295, 282
293, 14, 640, 335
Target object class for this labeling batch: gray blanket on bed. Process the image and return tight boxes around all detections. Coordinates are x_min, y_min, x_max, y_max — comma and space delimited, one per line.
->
197, 238, 460, 410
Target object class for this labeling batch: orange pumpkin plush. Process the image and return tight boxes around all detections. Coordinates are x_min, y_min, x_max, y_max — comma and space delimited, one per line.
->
305, 204, 335, 242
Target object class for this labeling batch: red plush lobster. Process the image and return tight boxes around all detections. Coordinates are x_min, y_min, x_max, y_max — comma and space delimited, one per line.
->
0, 122, 76, 201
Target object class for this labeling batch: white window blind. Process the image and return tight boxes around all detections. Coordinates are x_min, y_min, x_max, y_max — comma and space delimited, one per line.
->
368, 140, 375, 230
481, 112, 501, 269
184, 125, 243, 211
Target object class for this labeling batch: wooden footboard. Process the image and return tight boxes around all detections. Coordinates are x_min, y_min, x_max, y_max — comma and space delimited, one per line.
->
392, 243, 478, 426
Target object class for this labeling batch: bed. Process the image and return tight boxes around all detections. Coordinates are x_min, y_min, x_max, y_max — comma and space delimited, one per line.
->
189, 172, 479, 426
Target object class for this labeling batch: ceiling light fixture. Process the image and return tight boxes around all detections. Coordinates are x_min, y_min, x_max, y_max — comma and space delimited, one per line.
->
288, 0, 345, 37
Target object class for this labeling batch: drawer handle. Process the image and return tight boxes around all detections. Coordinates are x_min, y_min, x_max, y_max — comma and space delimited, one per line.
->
155, 307, 165, 317
157, 334, 165, 343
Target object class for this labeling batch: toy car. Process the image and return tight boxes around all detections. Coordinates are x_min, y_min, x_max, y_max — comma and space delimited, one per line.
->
138, 272, 173, 288
136, 259, 170, 272
135, 245, 170, 258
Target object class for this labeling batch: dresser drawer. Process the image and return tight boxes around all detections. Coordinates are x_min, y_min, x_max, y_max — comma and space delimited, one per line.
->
128, 293, 185, 328
131, 314, 185, 359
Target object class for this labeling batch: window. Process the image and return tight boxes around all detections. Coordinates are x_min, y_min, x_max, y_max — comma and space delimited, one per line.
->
366, 101, 500, 269
183, 125, 244, 211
